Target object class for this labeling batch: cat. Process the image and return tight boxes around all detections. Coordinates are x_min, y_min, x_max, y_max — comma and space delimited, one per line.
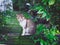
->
16, 14, 35, 36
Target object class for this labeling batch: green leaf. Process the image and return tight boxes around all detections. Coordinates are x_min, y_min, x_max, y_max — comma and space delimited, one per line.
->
41, 12, 46, 18
42, 0, 48, 5
46, 14, 51, 21
23, 12, 31, 19
36, 24, 46, 34
48, 0, 55, 5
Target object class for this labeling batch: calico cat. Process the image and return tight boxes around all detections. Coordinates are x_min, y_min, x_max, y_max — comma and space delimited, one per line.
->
16, 14, 35, 36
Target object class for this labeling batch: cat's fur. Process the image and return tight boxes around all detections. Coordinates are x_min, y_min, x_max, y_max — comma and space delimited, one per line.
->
16, 14, 35, 36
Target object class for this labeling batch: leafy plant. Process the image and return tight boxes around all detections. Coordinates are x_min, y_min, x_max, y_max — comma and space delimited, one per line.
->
32, 24, 58, 45
31, 4, 51, 21
42, 0, 56, 6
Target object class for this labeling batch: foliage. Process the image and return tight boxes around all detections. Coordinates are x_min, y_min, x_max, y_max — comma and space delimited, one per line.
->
31, 24, 58, 45
22, 12, 32, 19
27, 0, 60, 45
42, 0, 56, 6
31, 5, 51, 21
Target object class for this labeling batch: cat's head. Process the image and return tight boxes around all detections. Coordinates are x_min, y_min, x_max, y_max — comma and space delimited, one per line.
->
16, 14, 25, 21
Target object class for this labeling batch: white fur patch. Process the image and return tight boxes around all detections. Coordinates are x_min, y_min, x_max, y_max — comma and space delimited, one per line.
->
19, 19, 26, 28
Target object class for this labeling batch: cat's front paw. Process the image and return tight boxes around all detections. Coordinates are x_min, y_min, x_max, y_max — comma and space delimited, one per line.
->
21, 34, 25, 36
